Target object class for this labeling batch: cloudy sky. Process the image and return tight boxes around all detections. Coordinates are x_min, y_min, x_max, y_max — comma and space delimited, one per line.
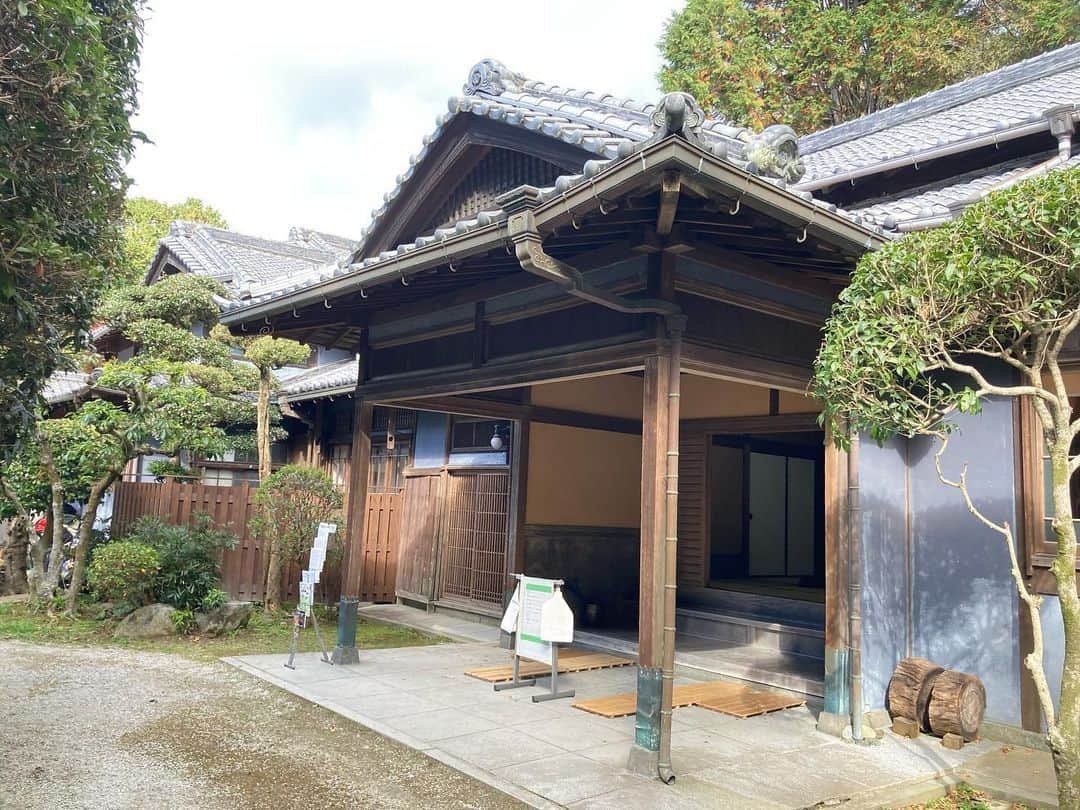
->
127, 1, 686, 241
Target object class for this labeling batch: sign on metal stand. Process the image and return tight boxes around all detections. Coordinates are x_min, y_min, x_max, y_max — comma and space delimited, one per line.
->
494, 573, 575, 702
285, 522, 337, 670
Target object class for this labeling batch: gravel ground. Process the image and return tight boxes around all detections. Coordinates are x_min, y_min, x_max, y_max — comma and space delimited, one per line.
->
0, 641, 524, 810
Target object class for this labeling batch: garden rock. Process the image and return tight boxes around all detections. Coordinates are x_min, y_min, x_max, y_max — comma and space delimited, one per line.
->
115, 603, 178, 639
195, 601, 253, 637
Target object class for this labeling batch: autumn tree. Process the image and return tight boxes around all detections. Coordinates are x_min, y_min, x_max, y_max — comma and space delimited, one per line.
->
0, 0, 144, 449
0, 274, 257, 611
121, 197, 228, 287
813, 167, 1080, 806
658, 0, 1080, 131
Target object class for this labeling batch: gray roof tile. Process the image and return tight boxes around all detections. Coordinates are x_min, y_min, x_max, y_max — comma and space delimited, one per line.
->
279, 358, 357, 400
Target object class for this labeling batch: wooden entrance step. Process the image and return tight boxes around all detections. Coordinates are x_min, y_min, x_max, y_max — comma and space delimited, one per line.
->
572, 679, 804, 719
464, 647, 633, 683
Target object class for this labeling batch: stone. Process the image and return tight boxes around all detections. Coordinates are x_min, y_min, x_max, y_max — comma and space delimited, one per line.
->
942, 732, 965, 750
195, 601, 253, 637
892, 717, 920, 739
816, 711, 849, 738
115, 603, 178, 639
866, 708, 892, 730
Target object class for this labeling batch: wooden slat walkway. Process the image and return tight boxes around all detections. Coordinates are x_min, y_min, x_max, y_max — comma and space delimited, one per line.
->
572, 680, 804, 719
465, 648, 633, 683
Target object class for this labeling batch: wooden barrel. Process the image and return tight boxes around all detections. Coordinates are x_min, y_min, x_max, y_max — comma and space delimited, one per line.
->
929, 670, 986, 741
887, 657, 944, 731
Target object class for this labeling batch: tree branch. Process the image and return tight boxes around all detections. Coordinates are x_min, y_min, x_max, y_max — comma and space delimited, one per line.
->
933, 436, 1058, 731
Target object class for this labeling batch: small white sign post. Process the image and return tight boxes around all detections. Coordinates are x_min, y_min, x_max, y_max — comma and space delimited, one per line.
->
494, 573, 575, 702
285, 522, 336, 670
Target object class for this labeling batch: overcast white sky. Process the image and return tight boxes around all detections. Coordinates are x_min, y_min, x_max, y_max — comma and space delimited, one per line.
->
127, 1, 686, 240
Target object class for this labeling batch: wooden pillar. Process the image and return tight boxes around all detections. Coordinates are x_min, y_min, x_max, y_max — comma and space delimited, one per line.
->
634, 352, 670, 754
820, 429, 851, 726
507, 414, 530, 578
333, 343, 371, 665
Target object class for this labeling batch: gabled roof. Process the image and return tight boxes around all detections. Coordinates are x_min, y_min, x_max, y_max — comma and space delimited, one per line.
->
42, 371, 93, 405
150, 221, 355, 296
350, 59, 805, 261
797, 42, 1080, 189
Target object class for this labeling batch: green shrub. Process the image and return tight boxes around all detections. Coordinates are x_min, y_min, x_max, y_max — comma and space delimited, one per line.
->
200, 587, 228, 611
171, 607, 196, 634
87, 542, 161, 606
123, 514, 236, 611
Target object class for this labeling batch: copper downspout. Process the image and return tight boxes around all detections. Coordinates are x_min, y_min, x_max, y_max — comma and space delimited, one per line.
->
848, 433, 863, 742
657, 321, 683, 784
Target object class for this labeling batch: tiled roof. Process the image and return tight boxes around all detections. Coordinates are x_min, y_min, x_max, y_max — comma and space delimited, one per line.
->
853, 152, 1080, 230
350, 58, 804, 261
42, 371, 92, 405
155, 221, 355, 295
278, 358, 357, 401
797, 43, 1080, 186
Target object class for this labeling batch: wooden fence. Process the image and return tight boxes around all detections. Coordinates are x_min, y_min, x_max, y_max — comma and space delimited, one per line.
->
111, 480, 342, 604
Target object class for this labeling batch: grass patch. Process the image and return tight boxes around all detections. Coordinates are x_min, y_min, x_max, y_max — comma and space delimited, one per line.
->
0, 599, 444, 662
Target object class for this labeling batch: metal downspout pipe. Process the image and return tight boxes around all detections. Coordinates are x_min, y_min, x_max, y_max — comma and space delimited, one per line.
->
848, 433, 863, 742
657, 323, 682, 784
507, 210, 685, 781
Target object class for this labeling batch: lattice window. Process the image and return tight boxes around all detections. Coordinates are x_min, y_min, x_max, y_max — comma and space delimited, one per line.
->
438, 470, 510, 607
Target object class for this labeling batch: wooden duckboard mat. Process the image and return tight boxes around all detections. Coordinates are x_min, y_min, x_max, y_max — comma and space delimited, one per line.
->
572, 680, 804, 719
465, 647, 633, 683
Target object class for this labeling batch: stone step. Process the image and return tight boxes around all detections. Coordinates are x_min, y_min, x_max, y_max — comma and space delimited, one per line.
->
676, 606, 825, 661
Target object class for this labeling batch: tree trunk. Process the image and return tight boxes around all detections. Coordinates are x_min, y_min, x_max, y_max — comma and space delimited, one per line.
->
0, 517, 28, 595
257, 371, 272, 482
64, 473, 116, 614
1049, 425, 1080, 809
257, 369, 282, 609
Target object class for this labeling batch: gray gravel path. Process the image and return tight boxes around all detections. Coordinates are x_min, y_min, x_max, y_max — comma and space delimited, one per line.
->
0, 640, 524, 810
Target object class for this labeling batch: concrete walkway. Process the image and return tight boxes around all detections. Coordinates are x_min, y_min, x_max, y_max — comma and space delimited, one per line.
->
226, 638, 1021, 809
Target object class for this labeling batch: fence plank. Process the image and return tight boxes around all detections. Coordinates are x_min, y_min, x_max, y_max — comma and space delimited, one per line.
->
110, 479, 341, 604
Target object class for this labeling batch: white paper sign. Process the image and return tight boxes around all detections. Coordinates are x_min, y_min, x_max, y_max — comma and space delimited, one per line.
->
516, 576, 555, 665
540, 586, 574, 643
500, 583, 520, 634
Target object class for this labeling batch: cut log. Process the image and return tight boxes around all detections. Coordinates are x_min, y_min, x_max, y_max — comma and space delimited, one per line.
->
887, 657, 944, 731
928, 670, 985, 742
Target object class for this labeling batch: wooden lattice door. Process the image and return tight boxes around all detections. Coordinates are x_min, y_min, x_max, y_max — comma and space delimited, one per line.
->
436, 470, 510, 612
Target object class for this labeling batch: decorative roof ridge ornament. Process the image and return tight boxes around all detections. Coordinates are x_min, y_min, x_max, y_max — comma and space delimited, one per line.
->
745, 125, 806, 184
650, 92, 708, 145
463, 59, 525, 96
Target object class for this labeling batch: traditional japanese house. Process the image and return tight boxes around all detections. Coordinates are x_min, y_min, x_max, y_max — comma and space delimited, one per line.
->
220, 47, 1080, 764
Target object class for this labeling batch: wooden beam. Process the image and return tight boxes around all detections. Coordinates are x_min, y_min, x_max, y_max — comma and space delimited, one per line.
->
656, 171, 681, 236
675, 277, 826, 327
384, 394, 643, 435
681, 342, 811, 392
683, 412, 820, 435
686, 242, 839, 300
359, 337, 655, 401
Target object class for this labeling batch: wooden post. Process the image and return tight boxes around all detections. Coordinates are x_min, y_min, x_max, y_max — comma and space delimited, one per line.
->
333, 346, 371, 666
819, 428, 851, 733
632, 353, 670, 761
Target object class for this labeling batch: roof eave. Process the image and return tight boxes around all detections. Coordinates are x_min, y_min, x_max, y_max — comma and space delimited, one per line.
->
221, 138, 884, 327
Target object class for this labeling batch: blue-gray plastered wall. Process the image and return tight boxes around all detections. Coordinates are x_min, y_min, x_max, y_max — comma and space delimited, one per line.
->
859, 397, 1023, 726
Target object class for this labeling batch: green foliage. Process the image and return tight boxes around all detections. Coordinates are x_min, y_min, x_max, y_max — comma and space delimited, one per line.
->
0, 0, 144, 447
122, 514, 237, 611
813, 165, 1080, 445
120, 197, 227, 287
146, 460, 198, 481
170, 607, 196, 634
658, 0, 1080, 130
87, 541, 160, 606
97, 273, 224, 330
250, 465, 344, 566
200, 587, 228, 611
241, 335, 311, 372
